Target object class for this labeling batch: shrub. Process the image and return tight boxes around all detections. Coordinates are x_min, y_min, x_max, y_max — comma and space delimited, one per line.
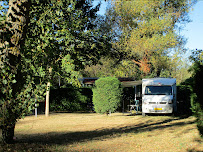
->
177, 83, 192, 116
190, 62, 203, 137
93, 77, 123, 115
50, 85, 92, 112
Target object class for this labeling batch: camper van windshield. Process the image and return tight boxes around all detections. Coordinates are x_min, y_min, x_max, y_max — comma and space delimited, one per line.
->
145, 86, 172, 95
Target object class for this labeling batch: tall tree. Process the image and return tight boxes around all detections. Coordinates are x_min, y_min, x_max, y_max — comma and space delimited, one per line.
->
0, 0, 31, 143
26, 0, 108, 116
189, 50, 203, 137
108, 0, 196, 76
0, 0, 107, 143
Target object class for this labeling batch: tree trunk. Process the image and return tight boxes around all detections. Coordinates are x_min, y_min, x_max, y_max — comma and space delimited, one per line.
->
5, 0, 31, 56
0, 0, 31, 144
45, 81, 51, 117
45, 67, 52, 117
109, 110, 111, 116
2, 125, 15, 144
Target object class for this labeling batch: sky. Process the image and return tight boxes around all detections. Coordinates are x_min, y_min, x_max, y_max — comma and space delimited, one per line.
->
181, 0, 203, 51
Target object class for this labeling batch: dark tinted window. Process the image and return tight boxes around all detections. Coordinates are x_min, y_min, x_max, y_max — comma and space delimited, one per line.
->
145, 86, 172, 95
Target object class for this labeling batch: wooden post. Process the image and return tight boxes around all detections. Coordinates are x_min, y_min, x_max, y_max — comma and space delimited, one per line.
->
35, 99, 37, 117
45, 67, 52, 117
45, 81, 50, 117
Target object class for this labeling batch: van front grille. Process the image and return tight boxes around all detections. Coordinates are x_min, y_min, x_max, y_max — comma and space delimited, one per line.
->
159, 102, 167, 104
149, 102, 156, 104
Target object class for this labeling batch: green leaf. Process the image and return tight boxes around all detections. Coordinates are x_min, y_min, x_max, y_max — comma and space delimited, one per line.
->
9, 89, 12, 95
12, 79, 17, 84
2, 79, 7, 84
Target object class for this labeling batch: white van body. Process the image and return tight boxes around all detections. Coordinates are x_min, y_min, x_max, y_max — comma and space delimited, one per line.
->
142, 78, 177, 116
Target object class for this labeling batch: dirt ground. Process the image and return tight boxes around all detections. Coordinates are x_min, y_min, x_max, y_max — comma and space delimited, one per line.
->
0, 113, 202, 152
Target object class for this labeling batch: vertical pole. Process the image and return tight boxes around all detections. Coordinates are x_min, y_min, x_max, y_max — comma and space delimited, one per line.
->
45, 82, 50, 117
35, 99, 37, 117
134, 86, 138, 114
134, 85, 137, 103
45, 67, 52, 117
122, 97, 124, 114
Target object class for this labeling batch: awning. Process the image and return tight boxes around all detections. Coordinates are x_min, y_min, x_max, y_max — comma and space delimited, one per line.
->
121, 80, 142, 87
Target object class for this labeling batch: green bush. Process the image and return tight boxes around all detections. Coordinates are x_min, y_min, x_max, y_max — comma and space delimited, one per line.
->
177, 83, 192, 115
93, 77, 123, 115
189, 60, 203, 137
50, 85, 92, 112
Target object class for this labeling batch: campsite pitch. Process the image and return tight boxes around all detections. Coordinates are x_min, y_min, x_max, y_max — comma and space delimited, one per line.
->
0, 113, 202, 152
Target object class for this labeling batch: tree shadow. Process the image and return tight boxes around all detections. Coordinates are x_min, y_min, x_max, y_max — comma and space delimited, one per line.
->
15, 117, 195, 146
187, 148, 203, 152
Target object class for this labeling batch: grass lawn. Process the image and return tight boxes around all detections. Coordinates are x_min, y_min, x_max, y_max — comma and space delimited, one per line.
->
0, 113, 202, 152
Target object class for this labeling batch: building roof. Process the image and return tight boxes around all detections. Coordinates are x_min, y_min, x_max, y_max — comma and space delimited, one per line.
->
79, 77, 139, 87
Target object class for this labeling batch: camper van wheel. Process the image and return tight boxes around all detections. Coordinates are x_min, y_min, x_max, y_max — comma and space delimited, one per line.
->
142, 112, 146, 116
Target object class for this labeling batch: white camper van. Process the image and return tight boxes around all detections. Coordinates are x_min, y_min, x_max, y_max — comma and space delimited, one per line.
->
142, 78, 177, 116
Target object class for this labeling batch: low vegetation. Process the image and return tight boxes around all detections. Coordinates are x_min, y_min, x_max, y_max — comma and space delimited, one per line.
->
0, 113, 202, 152
93, 77, 123, 115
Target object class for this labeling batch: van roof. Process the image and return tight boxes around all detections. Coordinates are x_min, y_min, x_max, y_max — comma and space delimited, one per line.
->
142, 78, 176, 86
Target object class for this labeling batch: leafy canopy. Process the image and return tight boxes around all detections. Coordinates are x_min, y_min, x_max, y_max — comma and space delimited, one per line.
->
0, 0, 108, 143
109, 0, 196, 76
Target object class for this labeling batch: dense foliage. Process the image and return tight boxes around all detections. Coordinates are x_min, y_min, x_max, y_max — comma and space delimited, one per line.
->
189, 50, 203, 137
84, 0, 195, 81
0, 0, 33, 143
92, 77, 123, 115
0, 0, 108, 143
112, 0, 195, 76
177, 50, 203, 137
50, 86, 92, 112
176, 84, 192, 115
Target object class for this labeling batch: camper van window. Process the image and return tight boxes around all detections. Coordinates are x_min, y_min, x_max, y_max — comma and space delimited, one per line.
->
145, 86, 172, 95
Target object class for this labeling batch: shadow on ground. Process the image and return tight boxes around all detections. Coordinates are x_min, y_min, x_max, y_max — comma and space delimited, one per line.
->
18, 117, 194, 144
0, 115, 198, 152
